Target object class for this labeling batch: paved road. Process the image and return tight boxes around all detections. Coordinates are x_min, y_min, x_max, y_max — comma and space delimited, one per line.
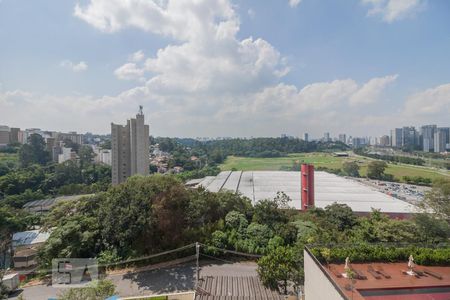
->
9, 260, 257, 300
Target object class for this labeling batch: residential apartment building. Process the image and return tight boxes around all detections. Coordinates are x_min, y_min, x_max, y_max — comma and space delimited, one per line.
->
111, 108, 150, 185
379, 135, 390, 147
9, 128, 20, 143
57, 131, 83, 145
0, 125, 10, 147
421, 125, 437, 152
390, 128, 403, 148
304, 133, 309, 142
338, 134, 346, 144
402, 126, 417, 148
434, 127, 450, 153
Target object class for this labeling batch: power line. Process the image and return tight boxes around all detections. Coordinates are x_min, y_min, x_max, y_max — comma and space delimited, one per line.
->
198, 243, 263, 258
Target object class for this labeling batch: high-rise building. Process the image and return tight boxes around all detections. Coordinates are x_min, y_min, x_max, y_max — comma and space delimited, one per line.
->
338, 134, 346, 144
323, 132, 330, 142
57, 132, 83, 145
379, 135, 390, 147
304, 133, 309, 142
402, 126, 417, 148
0, 125, 10, 147
434, 127, 450, 153
421, 125, 437, 152
17, 130, 27, 144
9, 127, 20, 144
111, 107, 150, 185
390, 128, 403, 148
352, 137, 367, 148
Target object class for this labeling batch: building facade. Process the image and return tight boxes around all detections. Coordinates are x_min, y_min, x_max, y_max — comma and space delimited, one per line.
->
379, 135, 390, 147
390, 128, 403, 148
0, 125, 10, 147
402, 126, 417, 148
434, 127, 450, 153
111, 109, 150, 185
421, 125, 437, 152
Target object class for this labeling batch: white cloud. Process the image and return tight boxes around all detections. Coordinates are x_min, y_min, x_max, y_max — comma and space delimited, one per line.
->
289, 0, 302, 8
60, 60, 88, 72
349, 74, 398, 106
403, 83, 450, 117
74, 0, 238, 42
223, 76, 397, 120
75, 0, 288, 96
3, 0, 443, 137
128, 50, 145, 62
247, 9, 255, 19
114, 63, 145, 81
361, 0, 425, 22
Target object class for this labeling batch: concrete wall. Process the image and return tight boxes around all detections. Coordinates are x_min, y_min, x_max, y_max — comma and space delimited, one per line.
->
304, 249, 346, 300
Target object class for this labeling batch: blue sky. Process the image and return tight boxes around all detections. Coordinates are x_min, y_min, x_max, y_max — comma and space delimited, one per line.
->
0, 0, 449, 138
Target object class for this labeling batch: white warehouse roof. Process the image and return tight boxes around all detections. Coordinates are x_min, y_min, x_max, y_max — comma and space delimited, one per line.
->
194, 171, 418, 214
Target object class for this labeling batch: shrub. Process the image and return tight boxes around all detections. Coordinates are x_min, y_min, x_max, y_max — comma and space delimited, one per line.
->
310, 244, 450, 266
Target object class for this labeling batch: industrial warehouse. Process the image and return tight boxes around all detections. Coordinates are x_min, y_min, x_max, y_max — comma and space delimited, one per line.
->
189, 167, 418, 217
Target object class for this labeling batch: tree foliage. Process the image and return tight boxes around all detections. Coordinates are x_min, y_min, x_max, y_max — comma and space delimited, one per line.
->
367, 160, 388, 180
420, 178, 450, 220
342, 161, 360, 177
38, 175, 252, 265
18, 134, 50, 167
57, 279, 115, 300
257, 246, 304, 295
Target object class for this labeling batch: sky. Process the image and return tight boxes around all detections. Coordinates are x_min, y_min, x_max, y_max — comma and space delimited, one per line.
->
0, 0, 449, 139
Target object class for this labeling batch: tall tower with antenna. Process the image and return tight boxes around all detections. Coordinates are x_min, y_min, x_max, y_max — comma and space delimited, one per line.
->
111, 106, 150, 185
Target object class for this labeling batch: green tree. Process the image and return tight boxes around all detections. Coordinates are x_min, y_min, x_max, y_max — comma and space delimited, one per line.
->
324, 203, 358, 231
342, 161, 360, 177
62, 138, 80, 153
292, 220, 318, 243
420, 178, 450, 220
39, 195, 103, 267
252, 192, 292, 230
57, 279, 115, 300
79, 145, 95, 167
0, 165, 45, 196
0, 206, 28, 271
54, 160, 82, 186
244, 223, 273, 253
225, 211, 248, 234
18, 134, 50, 167
414, 213, 450, 242
367, 161, 388, 179
257, 246, 304, 295
99, 175, 190, 256
100, 140, 111, 150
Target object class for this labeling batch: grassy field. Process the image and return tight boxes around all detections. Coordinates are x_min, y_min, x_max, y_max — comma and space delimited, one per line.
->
220, 152, 450, 182
0, 152, 18, 163
220, 153, 344, 171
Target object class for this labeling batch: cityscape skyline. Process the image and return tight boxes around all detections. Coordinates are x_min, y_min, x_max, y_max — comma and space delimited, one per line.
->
1, 0, 450, 137
2, 121, 449, 153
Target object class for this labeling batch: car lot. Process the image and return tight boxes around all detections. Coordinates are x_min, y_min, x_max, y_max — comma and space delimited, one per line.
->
351, 177, 431, 205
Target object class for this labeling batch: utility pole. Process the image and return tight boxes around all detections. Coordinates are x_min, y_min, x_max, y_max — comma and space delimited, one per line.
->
195, 242, 200, 288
